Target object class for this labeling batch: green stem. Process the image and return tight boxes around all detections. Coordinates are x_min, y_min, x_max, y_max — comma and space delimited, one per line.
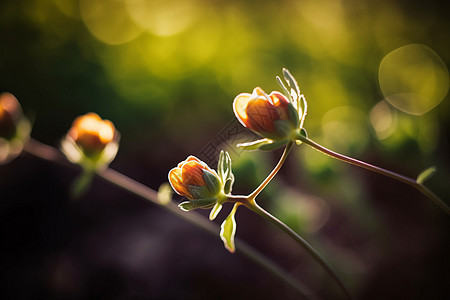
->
297, 135, 449, 215
248, 141, 294, 199
22, 138, 315, 299
245, 199, 351, 299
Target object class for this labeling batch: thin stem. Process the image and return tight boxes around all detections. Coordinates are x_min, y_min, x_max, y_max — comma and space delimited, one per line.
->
22, 138, 315, 299
248, 141, 294, 199
245, 199, 351, 300
297, 135, 449, 215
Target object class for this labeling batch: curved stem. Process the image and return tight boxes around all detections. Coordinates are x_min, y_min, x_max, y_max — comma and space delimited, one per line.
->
22, 138, 315, 299
248, 141, 294, 199
245, 199, 351, 299
297, 135, 449, 215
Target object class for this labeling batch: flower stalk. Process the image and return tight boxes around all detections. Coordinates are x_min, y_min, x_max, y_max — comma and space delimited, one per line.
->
22, 138, 315, 299
295, 133, 449, 216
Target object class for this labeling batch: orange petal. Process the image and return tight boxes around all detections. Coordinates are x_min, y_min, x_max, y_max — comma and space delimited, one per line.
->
269, 91, 290, 107
177, 155, 199, 168
181, 161, 205, 186
245, 97, 277, 133
233, 93, 253, 128
168, 167, 192, 198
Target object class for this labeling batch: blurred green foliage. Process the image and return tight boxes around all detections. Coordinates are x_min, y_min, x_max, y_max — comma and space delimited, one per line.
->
1, 0, 449, 297
1, 0, 449, 222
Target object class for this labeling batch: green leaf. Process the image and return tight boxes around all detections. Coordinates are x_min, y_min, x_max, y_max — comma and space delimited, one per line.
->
202, 169, 221, 195
220, 203, 239, 253
287, 102, 300, 128
178, 197, 217, 211
209, 202, 223, 220
224, 151, 232, 180
283, 68, 300, 97
223, 174, 235, 194
217, 150, 225, 181
276, 75, 293, 103
416, 166, 437, 184
237, 138, 272, 150
259, 139, 288, 151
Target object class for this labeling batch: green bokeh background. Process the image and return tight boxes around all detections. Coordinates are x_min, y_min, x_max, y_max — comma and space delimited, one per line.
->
1, 0, 449, 299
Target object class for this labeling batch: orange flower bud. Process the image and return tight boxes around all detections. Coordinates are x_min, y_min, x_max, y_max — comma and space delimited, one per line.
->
0, 92, 22, 139
233, 87, 298, 140
67, 113, 116, 155
169, 156, 222, 209
61, 113, 119, 169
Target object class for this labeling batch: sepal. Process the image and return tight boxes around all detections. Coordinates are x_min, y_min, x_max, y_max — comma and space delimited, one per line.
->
209, 202, 223, 221
236, 138, 272, 150
259, 139, 288, 151
178, 197, 217, 211
203, 169, 222, 195
217, 150, 234, 194
188, 185, 212, 199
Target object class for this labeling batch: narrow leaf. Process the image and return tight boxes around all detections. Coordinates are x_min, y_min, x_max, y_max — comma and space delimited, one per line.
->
237, 138, 272, 150
209, 202, 223, 220
217, 150, 225, 181
224, 151, 232, 180
224, 174, 235, 194
416, 166, 437, 184
220, 203, 239, 253
259, 139, 288, 151
276, 75, 293, 102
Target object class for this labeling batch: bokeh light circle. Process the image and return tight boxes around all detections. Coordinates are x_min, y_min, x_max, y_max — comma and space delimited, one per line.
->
378, 44, 449, 115
80, 0, 143, 45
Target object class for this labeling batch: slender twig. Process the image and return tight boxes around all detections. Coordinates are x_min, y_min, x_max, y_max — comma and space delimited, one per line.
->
22, 138, 316, 299
244, 199, 352, 300
296, 135, 449, 215
248, 141, 294, 199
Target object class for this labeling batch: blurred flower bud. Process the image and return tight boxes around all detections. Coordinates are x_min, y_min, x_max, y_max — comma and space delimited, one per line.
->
233, 87, 299, 142
61, 113, 119, 170
169, 156, 223, 211
0, 92, 31, 164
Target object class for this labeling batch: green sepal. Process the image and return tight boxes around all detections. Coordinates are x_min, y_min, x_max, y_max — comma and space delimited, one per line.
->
274, 119, 293, 138
202, 169, 221, 196
283, 68, 301, 97
220, 203, 239, 253
188, 185, 212, 199
209, 202, 223, 220
259, 139, 288, 151
236, 138, 272, 150
217, 150, 225, 181
416, 166, 437, 184
224, 174, 235, 194
287, 102, 300, 128
224, 151, 232, 181
178, 197, 217, 211
300, 128, 308, 138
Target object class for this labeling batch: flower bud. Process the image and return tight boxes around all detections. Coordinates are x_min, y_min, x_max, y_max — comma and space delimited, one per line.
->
233, 87, 299, 141
0, 92, 22, 140
61, 113, 119, 169
168, 156, 222, 211
0, 92, 31, 164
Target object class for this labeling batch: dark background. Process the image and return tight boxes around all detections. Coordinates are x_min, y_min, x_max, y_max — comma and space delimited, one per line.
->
1, 0, 449, 299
